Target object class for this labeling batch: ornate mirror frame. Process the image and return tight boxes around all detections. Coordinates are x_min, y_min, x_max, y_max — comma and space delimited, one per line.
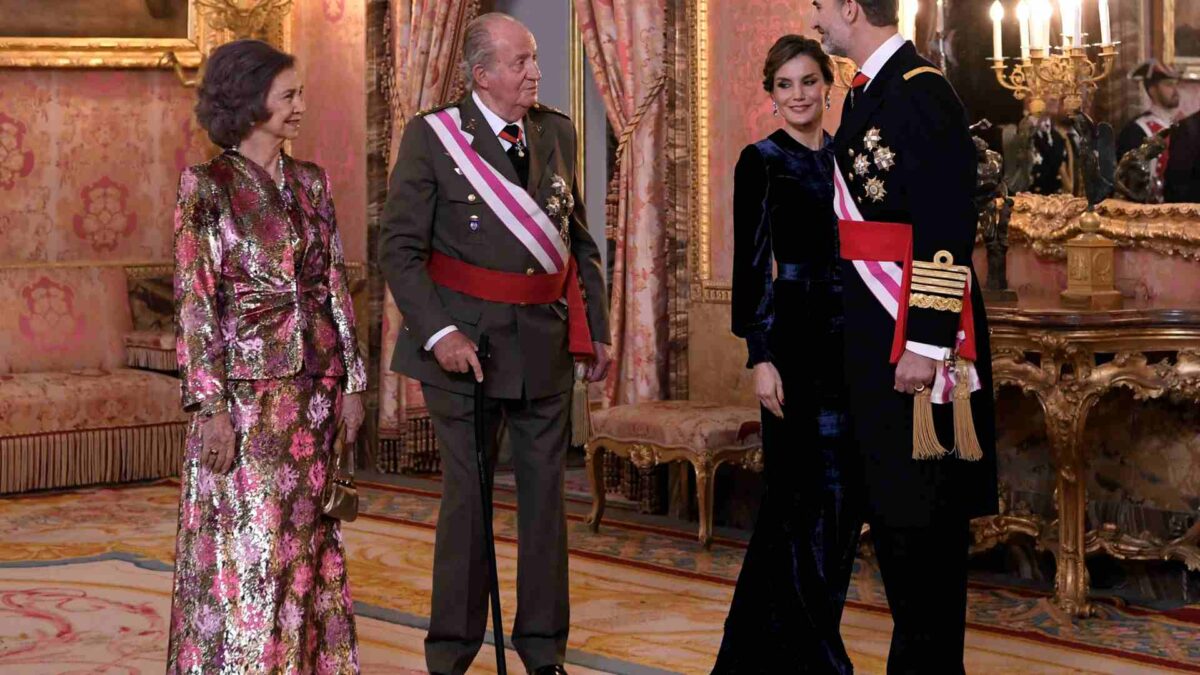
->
0, 1, 290, 69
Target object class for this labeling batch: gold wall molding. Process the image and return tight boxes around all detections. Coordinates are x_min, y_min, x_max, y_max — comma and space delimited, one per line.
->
0, 1, 291, 70
569, 3, 587, 200
689, 0, 721, 303
1010, 194, 1200, 262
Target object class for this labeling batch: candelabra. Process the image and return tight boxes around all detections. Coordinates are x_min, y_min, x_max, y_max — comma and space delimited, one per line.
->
988, 0, 1118, 115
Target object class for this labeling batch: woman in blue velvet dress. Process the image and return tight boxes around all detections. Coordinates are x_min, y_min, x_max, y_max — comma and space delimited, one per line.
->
713, 36, 861, 674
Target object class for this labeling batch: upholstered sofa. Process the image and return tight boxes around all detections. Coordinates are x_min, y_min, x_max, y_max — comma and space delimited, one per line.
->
0, 263, 188, 494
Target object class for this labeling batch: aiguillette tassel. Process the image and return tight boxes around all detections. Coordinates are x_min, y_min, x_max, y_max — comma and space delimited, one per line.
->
952, 358, 984, 461
912, 388, 949, 460
570, 366, 592, 448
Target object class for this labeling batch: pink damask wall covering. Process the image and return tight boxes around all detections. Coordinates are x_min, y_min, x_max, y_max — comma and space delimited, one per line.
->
0, 1, 368, 267
691, 2, 843, 406
0, 71, 210, 264
290, 0, 368, 262
706, 0, 841, 286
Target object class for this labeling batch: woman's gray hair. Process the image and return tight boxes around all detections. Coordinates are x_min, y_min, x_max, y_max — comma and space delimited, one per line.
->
460, 13, 517, 90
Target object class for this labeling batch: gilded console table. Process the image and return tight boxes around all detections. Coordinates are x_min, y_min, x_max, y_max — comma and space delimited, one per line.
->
979, 301, 1200, 616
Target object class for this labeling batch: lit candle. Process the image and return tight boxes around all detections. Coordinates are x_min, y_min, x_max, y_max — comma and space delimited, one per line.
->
990, 1, 1005, 60
902, 0, 920, 43
937, 0, 945, 34
1098, 0, 1111, 45
1042, 0, 1054, 49
1017, 0, 1031, 58
1027, 1, 1039, 50
1060, 0, 1076, 48
1074, 0, 1083, 44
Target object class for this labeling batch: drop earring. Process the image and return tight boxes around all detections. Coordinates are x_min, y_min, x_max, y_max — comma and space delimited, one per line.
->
825, 93, 832, 110
772, 101, 779, 116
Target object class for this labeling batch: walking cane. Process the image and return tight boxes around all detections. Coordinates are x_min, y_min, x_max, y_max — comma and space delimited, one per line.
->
473, 334, 507, 674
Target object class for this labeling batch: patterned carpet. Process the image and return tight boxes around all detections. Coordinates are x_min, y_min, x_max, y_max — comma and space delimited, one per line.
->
0, 480, 1197, 674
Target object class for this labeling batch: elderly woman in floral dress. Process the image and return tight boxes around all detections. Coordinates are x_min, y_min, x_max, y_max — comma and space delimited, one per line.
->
168, 39, 366, 674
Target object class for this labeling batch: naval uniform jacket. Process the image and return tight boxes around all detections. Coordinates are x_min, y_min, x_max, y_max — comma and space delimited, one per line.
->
380, 95, 610, 399
834, 41, 998, 526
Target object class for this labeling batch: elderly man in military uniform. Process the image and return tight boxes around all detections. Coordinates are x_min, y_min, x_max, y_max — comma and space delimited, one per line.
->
380, 12, 610, 675
811, 0, 998, 672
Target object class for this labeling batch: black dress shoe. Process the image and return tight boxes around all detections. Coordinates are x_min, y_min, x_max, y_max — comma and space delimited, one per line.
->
530, 666, 567, 675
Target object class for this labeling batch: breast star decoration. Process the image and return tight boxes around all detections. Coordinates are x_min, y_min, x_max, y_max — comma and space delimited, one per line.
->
863, 127, 883, 150
546, 174, 575, 244
864, 176, 887, 202
873, 145, 896, 171
853, 153, 873, 176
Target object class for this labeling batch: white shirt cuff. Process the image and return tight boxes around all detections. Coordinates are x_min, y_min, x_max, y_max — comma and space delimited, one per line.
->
906, 340, 952, 361
424, 325, 458, 351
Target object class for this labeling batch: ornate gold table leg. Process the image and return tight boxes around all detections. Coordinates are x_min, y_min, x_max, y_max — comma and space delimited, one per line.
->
1043, 391, 1097, 617
694, 457, 715, 548
585, 442, 606, 533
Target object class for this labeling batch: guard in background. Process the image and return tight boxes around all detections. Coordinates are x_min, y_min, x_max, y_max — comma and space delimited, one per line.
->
1116, 59, 1183, 181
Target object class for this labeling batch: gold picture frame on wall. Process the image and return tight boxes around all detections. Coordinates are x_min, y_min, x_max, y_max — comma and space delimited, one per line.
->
0, 0, 291, 70
1160, 0, 1200, 77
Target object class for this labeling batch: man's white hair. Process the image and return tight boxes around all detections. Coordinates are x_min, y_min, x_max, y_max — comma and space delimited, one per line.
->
460, 12, 524, 91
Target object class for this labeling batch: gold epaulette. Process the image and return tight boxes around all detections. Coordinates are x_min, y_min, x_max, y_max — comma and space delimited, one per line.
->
416, 102, 457, 117
903, 66, 943, 81
531, 102, 571, 119
909, 250, 968, 312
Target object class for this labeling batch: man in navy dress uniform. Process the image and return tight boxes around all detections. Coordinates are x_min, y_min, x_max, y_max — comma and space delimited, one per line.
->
811, 0, 999, 671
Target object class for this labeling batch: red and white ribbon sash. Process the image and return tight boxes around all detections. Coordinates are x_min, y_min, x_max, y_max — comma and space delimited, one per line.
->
833, 157, 979, 404
425, 108, 568, 273
1135, 115, 1170, 181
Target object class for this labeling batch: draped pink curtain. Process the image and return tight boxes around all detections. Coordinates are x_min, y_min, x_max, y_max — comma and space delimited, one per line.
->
378, 0, 479, 445
574, 0, 669, 406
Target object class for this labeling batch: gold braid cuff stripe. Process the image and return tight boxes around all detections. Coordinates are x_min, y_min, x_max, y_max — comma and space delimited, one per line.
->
911, 267, 969, 282
911, 275, 966, 290
910, 293, 963, 312
911, 282, 965, 296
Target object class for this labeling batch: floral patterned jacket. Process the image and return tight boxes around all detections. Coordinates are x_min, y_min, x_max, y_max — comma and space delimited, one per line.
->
174, 151, 367, 415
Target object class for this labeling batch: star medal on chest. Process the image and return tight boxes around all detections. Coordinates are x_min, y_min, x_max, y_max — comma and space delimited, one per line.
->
864, 176, 887, 203
873, 145, 895, 171
863, 127, 883, 150
546, 174, 575, 244
853, 153, 873, 176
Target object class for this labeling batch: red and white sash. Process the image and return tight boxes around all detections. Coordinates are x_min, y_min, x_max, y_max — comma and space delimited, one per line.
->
1135, 114, 1170, 181
833, 158, 980, 404
424, 108, 569, 273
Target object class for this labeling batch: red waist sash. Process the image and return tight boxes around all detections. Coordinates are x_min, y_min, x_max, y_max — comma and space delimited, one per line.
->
838, 219, 976, 363
427, 251, 594, 358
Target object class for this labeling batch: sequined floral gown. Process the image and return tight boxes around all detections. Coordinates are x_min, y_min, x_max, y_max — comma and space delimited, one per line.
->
168, 150, 368, 674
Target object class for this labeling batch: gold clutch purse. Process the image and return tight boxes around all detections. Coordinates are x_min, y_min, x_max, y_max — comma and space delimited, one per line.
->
322, 423, 359, 522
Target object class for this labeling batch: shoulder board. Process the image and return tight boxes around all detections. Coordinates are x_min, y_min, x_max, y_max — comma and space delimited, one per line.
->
903, 66, 944, 81
416, 102, 457, 117
531, 102, 571, 119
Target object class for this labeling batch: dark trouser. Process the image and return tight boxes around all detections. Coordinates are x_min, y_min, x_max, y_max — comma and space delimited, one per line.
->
421, 384, 571, 675
867, 518, 971, 675
713, 393, 861, 674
